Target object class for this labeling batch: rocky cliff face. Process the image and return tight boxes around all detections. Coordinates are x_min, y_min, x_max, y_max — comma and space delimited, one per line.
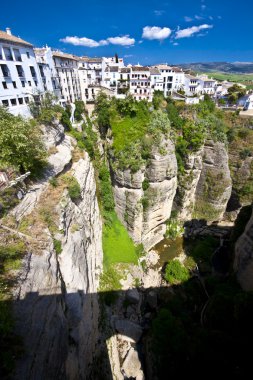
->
112, 138, 178, 250
176, 140, 232, 221
234, 208, 253, 291
12, 128, 103, 380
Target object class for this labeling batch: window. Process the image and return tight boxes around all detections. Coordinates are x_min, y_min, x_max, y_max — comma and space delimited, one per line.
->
21, 81, 25, 87
10, 98, 17, 106
1, 64, 10, 77
16, 65, 24, 77
3, 47, 13, 61
2, 99, 9, 107
13, 49, 22, 62
28, 81, 31, 86
39, 65, 45, 78
26, 52, 30, 59
30, 66, 36, 78
34, 80, 37, 86
12, 81, 17, 88
24, 97, 29, 104
18, 98, 23, 104
0, 49, 2, 60
2, 81, 7, 89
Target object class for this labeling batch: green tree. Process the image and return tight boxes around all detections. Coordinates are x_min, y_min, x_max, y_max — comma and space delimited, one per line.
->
94, 92, 111, 138
164, 260, 190, 284
0, 107, 46, 176
152, 90, 165, 110
74, 100, 85, 121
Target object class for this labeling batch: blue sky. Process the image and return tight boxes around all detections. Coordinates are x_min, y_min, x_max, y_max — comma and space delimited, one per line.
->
1, 0, 252, 64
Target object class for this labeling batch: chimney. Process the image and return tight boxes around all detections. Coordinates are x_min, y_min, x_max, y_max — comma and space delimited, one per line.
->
6, 27, 12, 35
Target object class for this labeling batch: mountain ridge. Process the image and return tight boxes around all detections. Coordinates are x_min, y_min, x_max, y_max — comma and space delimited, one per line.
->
177, 61, 253, 74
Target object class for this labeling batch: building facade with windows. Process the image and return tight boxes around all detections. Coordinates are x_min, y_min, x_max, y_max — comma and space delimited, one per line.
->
130, 66, 153, 101
34, 47, 61, 98
52, 51, 82, 105
0, 28, 44, 117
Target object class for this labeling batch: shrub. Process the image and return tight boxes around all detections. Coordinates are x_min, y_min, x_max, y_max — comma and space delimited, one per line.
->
74, 100, 85, 121
165, 219, 184, 240
49, 177, 58, 187
99, 165, 115, 214
164, 259, 190, 284
142, 178, 150, 191
0, 107, 47, 177
53, 239, 62, 255
141, 197, 149, 211
68, 179, 81, 201
60, 110, 72, 131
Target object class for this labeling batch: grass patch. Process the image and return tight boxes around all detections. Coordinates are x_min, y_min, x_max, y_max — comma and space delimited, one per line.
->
102, 212, 138, 270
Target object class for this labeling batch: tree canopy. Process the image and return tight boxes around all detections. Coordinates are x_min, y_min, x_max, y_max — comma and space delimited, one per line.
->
0, 107, 46, 176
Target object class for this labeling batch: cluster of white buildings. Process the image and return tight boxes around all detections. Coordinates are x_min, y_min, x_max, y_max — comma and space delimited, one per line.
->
1, 28, 251, 117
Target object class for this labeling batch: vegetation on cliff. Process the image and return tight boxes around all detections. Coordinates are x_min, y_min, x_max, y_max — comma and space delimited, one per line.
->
0, 107, 47, 177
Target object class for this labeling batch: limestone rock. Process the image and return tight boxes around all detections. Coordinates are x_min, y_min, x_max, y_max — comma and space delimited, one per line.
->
126, 288, 140, 304
41, 122, 65, 149
234, 208, 253, 290
12, 132, 73, 222
13, 153, 103, 379
115, 319, 143, 343
122, 347, 144, 379
147, 290, 157, 309
112, 136, 178, 250
175, 141, 232, 222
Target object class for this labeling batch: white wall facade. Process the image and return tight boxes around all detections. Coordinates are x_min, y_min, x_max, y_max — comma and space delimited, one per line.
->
0, 30, 44, 117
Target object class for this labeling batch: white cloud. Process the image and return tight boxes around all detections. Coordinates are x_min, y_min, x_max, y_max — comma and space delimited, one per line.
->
138, 40, 143, 44
195, 15, 204, 20
154, 10, 165, 16
175, 24, 213, 39
173, 42, 179, 46
124, 54, 133, 58
60, 36, 108, 47
107, 35, 135, 46
142, 26, 172, 40
61, 34, 135, 47
201, 4, 206, 9
218, 15, 222, 19
184, 16, 193, 22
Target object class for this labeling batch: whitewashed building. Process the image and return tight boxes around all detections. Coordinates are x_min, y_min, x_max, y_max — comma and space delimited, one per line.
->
197, 74, 216, 95
52, 51, 81, 104
243, 94, 253, 110
0, 28, 44, 117
153, 64, 185, 96
130, 66, 152, 101
184, 74, 201, 96
34, 47, 61, 98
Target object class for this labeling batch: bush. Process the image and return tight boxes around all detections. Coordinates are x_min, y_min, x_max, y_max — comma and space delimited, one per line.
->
99, 165, 115, 214
60, 110, 72, 131
165, 219, 184, 240
49, 177, 58, 187
141, 197, 149, 211
68, 179, 81, 201
0, 107, 47, 177
164, 260, 190, 284
74, 100, 85, 121
53, 239, 62, 255
142, 178, 150, 191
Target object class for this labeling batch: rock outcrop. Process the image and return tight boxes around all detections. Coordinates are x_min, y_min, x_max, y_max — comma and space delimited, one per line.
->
175, 147, 203, 220
112, 138, 178, 250
234, 208, 253, 290
13, 153, 103, 379
176, 140, 232, 221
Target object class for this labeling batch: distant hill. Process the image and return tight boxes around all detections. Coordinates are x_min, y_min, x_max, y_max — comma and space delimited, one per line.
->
178, 62, 253, 74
